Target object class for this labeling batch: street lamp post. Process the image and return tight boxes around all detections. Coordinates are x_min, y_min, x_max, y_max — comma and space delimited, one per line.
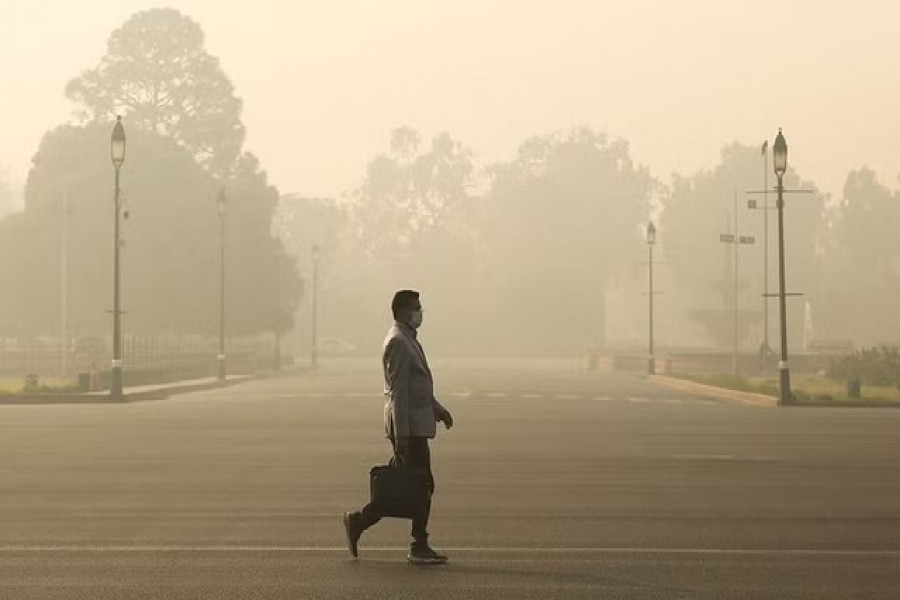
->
110, 116, 126, 400
762, 141, 769, 371
646, 222, 656, 375
217, 189, 227, 380
311, 244, 320, 369
773, 128, 792, 405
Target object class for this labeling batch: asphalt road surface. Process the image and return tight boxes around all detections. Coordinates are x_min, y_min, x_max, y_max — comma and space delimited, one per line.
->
1, 358, 898, 599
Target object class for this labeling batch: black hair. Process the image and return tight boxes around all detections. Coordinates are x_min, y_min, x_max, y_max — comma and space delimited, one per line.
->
391, 289, 420, 319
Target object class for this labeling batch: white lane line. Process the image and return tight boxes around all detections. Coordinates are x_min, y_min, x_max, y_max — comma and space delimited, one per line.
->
663, 399, 682, 405
628, 397, 648, 403
674, 454, 734, 460
592, 396, 611, 401
343, 392, 369, 398
674, 454, 786, 462
0, 546, 896, 557
449, 391, 472, 398
520, 394, 543, 399
486, 392, 508, 398
700, 400, 719, 406
555, 394, 579, 400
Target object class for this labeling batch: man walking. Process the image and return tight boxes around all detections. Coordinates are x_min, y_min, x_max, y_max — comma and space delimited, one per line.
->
343, 290, 454, 564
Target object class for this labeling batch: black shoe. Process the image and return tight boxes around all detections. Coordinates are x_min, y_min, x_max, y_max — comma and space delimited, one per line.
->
407, 544, 448, 565
342, 512, 362, 558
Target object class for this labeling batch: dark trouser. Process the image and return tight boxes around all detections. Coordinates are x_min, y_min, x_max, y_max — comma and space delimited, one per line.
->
358, 436, 435, 544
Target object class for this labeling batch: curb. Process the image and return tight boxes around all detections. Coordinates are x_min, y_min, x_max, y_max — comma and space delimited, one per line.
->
120, 375, 256, 403
0, 368, 305, 406
649, 375, 900, 408
649, 375, 777, 407
0, 377, 249, 406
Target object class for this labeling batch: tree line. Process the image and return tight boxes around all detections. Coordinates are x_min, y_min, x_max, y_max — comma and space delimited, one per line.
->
287, 128, 897, 355
0, 8, 298, 343
1, 8, 896, 357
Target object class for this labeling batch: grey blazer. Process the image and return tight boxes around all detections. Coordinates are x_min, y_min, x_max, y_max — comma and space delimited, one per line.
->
382, 322, 447, 439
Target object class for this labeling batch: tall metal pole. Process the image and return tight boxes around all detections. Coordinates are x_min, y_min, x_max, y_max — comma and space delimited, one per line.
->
273, 262, 281, 371
648, 241, 655, 375
111, 166, 123, 399
311, 245, 319, 369
776, 172, 791, 404
218, 208, 226, 380
721, 199, 754, 377
762, 144, 770, 374
61, 187, 68, 377
733, 191, 739, 376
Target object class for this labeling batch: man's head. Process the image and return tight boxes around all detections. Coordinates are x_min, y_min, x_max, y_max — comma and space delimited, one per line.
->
391, 289, 423, 329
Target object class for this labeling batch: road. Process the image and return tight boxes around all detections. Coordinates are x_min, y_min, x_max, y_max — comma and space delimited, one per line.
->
1, 358, 898, 598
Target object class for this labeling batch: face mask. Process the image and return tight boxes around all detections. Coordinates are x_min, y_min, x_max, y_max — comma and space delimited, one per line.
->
408, 310, 423, 329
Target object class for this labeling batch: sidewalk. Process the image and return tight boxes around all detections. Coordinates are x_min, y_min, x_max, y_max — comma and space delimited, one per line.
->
0, 374, 253, 405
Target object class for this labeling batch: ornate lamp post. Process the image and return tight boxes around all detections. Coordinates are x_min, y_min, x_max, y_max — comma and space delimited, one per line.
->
217, 189, 227, 380
773, 128, 792, 405
110, 116, 126, 400
646, 221, 656, 375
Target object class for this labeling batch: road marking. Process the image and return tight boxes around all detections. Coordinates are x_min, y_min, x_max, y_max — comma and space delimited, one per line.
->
663, 398, 682, 405
555, 394, 579, 400
674, 454, 787, 462
592, 396, 611, 401
0, 545, 896, 557
449, 391, 472, 398
519, 394, 543, 399
700, 400, 719, 406
675, 454, 734, 460
628, 397, 648, 403
486, 392, 508, 398
343, 392, 369, 398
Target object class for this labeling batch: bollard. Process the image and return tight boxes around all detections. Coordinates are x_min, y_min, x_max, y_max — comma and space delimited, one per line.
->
89, 362, 101, 391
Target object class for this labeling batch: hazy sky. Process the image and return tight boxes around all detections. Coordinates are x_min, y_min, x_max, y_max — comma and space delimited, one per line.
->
2, 1, 899, 202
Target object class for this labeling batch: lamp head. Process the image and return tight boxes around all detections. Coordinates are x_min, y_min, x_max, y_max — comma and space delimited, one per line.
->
773, 128, 787, 177
111, 115, 126, 168
646, 221, 657, 245
216, 189, 227, 215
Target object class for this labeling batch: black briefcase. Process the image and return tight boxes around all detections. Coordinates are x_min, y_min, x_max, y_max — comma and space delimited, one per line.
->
369, 458, 429, 519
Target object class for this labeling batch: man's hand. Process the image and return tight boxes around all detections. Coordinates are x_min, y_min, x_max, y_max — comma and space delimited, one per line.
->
439, 409, 454, 430
394, 436, 410, 458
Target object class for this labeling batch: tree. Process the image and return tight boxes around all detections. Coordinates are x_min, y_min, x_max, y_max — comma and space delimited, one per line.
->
274, 195, 346, 352
339, 128, 481, 351
275, 195, 348, 265
661, 142, 827, 350
350, 127, 475, 260
819, 169, 900, 345
65, 8, 245, 177
1, 121, 299, 339
221, 152, 302, 336
479, 127, 659, 355
0, 167, 13, 216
